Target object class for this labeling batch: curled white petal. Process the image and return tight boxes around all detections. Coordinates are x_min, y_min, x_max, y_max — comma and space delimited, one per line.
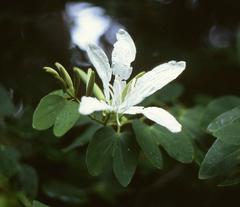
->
79, 96, 111, 115
121, 61, 186, 109
112, 29, 136, 80
142, 107, 182, 133
124, 106, 181, 133
86, 44, 112, 100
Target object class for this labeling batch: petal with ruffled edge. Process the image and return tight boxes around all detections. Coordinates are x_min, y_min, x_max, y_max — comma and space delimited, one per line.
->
124, 106, 182, 133
121, 61, 186, 110
86, 44, 112, 100
112, 29, 136, 80
79, 96, 112, 115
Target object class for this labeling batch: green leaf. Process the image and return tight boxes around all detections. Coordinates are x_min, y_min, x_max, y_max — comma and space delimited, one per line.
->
201, 96, 240, 128
48, 90, 69, 98
112, 133, 138, 187
179, 106, 205, 140
33, 200, 49, 207
199, 122, 240, 179
0, 145, 20, 178
43, 181, 87, 204
152, 125, 194, 163
199, 142, 240, 179
213, 123, 240, 145
155, 82, 184, 103
63, 124, 101, 152
86, 127, 139, 186
86, 127, 116, 176
132, 120, 163, 169
0, 85, 15, 117
53, 100, 80, 137
17, 165, 38, 199
208, 106, 240, 133
73, 67, 105, 100
32, 95, 67, 130
218, 177, 240, 187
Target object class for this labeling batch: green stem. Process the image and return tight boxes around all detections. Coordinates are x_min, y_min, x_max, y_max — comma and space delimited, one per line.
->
117, 124, 121, 134
116, 113, 122, 134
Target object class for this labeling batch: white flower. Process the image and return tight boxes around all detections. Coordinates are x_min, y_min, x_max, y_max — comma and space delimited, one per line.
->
79, 29, 186, 133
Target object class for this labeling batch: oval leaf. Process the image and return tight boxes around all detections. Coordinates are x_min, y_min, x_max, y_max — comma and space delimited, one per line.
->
53, 100, 80, 137
208, 106, 240, 133
199, 123, 240, 179
113, 133, 139, 187
201, 96, 240, 128
133, 120, 163, 169
213, 122, 240, 145
152, 124, 194, 163
86, 127, 116, 176
32, 95, 67, 130
199, 141, 240, 179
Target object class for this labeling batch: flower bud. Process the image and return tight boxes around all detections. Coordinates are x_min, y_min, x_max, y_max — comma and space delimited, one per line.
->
86, 68, 95, 96
55, 62, 75, 95
73, 67, 105, 100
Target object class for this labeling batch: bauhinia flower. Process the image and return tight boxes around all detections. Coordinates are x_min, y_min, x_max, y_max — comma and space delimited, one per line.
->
79, 29, 186, 133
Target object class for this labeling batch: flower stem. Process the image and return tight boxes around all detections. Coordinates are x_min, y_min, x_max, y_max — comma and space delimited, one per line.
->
116, 113, 121, 134
117, 124, 121, 134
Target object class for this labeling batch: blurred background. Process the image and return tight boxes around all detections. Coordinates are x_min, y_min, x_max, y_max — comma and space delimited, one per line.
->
0, 0, 240, 206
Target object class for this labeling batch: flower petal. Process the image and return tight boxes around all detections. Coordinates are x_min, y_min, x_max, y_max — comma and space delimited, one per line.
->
79, 96, 111, 115
142, 107, 182, 133
123, 106, 144, 114
112, 76, 126, 107
122, 61, 186, 109
124, 106, 182, 133
86, 44, 112, 100
112, 29, 136, 80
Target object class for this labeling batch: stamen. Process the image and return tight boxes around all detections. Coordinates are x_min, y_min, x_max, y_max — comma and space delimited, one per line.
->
116, 112, 121, 126
108, 83, 117, 108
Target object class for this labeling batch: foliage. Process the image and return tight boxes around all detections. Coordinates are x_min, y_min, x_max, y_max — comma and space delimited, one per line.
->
1, 63, 240, 206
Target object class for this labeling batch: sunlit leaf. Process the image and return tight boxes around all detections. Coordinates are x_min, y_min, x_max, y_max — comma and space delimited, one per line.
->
53, 100, 80, 137
32, 95, 67, 130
